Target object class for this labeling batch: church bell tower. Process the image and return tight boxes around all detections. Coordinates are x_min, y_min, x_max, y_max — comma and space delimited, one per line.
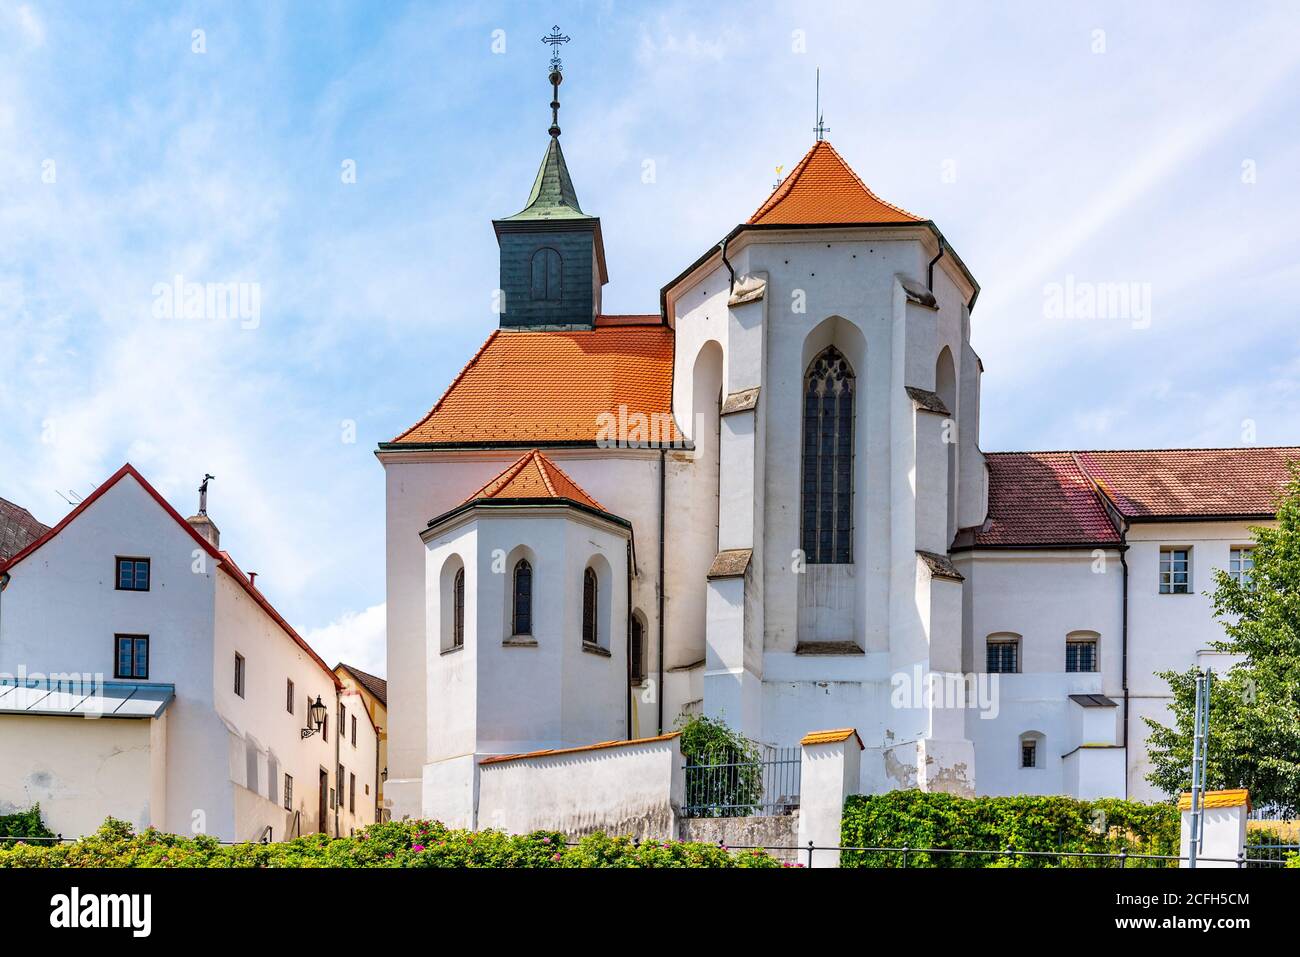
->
492, 27, 608, 330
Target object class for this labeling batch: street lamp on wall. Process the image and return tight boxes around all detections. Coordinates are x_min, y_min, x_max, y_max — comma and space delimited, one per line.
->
301, 695, 328, 739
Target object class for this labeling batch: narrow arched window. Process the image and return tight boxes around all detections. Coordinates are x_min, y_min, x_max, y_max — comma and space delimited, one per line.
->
452, 568, 465, 648
512, 560, 533, 636
630, 614, 646, 684
801, 346, 855, 563
582, 567, 598, 645
530, 247, 562, 301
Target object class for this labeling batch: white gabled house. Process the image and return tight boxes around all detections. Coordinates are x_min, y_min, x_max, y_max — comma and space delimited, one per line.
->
0, 464, 378, 841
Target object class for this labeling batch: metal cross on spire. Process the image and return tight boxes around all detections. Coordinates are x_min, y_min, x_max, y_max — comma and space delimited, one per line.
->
813, 68, 830, 141
542, 25, 571, 137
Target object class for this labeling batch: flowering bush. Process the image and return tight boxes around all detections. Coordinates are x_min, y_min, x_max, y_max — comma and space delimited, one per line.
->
0, 818, 789, 868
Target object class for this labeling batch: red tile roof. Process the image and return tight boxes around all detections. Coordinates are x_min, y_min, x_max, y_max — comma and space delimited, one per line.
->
1077, 448, 1300, 519
389, 327, 679, 446
336, 663, 387, 707
976, 452, 1121, 547
465, 449, 606, 511
972, 447, 1300, 548
748, 140, 924, 226
0, 497, 49, 562
0, 464, 341, 687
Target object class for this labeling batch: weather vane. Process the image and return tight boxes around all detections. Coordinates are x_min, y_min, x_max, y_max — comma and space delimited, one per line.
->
542, 25, 570, 73
542, 25, 571, 137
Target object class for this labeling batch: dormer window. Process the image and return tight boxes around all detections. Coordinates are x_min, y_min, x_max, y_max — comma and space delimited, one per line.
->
530, 247, 562, 301
116, 557, 151, 591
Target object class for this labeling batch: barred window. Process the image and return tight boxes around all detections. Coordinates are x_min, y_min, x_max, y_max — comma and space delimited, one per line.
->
801, 347, 855, 564
630, 614, 646, 684
1066, 637, 1098, 673
1159, 548, 1190, 594
582, 567, 598, 645
1230, 547, 1255, 590
513, 559, 533, 635
1021, 739, 1038, 769
986, 637, 1019, 674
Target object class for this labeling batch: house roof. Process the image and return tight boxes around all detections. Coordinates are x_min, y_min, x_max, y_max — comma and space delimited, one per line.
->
974, 452, 1123, 547
748, 140, 924, 226
1076, 448, 1300, 519
466, 449, 606, 511
335, 663, 387, 707
969, 447, 1300, 548
0, 497, 49, 562
385, 327, 679, 447
0, 464, 341, 688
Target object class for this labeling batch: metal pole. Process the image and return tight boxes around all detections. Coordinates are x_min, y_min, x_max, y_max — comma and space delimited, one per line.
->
1188, 670, 1210, 868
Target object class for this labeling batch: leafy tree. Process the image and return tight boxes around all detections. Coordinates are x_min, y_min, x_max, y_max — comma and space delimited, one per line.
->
1145, 465, 1300, 813
676, 714, 763, 816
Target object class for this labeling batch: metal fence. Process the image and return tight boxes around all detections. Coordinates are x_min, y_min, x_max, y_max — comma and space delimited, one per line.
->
682, 745, 801, 818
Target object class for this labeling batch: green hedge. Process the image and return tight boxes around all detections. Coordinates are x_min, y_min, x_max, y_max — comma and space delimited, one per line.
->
0, 805, 55, 845
0, 818, 792, 868
840, 790, 1179, 868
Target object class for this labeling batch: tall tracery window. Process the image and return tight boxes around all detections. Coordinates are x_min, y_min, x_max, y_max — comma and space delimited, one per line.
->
582, 567, 598, 645
512, 559, 533, 636
452, 568, 465, 648
530, 247, 562, 301
801, 346, 855, 564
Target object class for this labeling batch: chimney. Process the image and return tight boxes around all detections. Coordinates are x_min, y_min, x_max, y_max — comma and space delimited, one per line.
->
186, 473, 220, 549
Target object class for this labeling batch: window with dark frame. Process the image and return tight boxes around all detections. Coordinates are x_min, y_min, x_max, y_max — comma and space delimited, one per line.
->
115, 557, 151, 591
529, 247, 562, 301
234, 653, 245, 697
630, 615, 645, 684
114, 634, 149, 679
286, 678, 295, 714
582, 567, 598, 645
284, 773, 293, 811
801, 347, 855, 565
986, 638, 1019, 674
453, 568, 465, 648
349, 772, 356, 813
351, 714, 357, 746
1065, 638, 1098, 673
1021, 740, 1037, 768
512, 559, 533, 636
1159, 547, 1190, 594
339, 704, 345, 736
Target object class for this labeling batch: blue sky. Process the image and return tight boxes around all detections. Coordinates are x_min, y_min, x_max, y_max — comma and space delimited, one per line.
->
3, 1, 1299, 675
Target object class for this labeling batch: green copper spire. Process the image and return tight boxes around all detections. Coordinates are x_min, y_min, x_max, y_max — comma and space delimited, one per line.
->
500, 28, 592, 224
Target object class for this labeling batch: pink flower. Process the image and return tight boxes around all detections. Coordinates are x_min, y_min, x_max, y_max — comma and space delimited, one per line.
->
541, 837, 551, 845
552, 853, 562, 862
412, 844, 425, 852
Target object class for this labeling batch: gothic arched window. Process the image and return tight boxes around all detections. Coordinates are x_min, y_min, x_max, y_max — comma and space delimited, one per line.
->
801, 346, 855, 564
530, 247, 562, 301
582, 567, 598, 645
452, 568, 465, 648
512, 559, 533, 636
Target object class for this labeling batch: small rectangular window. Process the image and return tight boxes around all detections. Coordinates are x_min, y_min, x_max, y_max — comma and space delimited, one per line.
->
351, 715, 357, 747
322, 714, 328, 742
1159, 548, 1191, 594
234, 653, 245, 698
339, 704, 345, 736
286, 679, 295, 714
115, 557, 151, 591
338, 763, 345, 803
329, 788, 335, 810
986, 639, 1019, 674
114, 634, 149, 679
1230, 547, 1255, 590
349, 772, 356, 813
1066, 638, 1098, 673
1022, 740, 1037, 768
284, 773, 293, 811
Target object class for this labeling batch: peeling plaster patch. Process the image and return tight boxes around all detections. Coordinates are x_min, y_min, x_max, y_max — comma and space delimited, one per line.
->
882, 746, 918, 789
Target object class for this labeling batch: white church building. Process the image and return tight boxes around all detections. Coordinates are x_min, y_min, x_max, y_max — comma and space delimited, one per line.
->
377, 66, 1297, 825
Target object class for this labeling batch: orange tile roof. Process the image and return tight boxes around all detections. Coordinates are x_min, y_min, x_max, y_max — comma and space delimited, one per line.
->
800, 728, 864, 748
465, 449, 606, 511
389, 327, 679, 446
748, 140, 924, 226
1178, 788, 1251, 811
